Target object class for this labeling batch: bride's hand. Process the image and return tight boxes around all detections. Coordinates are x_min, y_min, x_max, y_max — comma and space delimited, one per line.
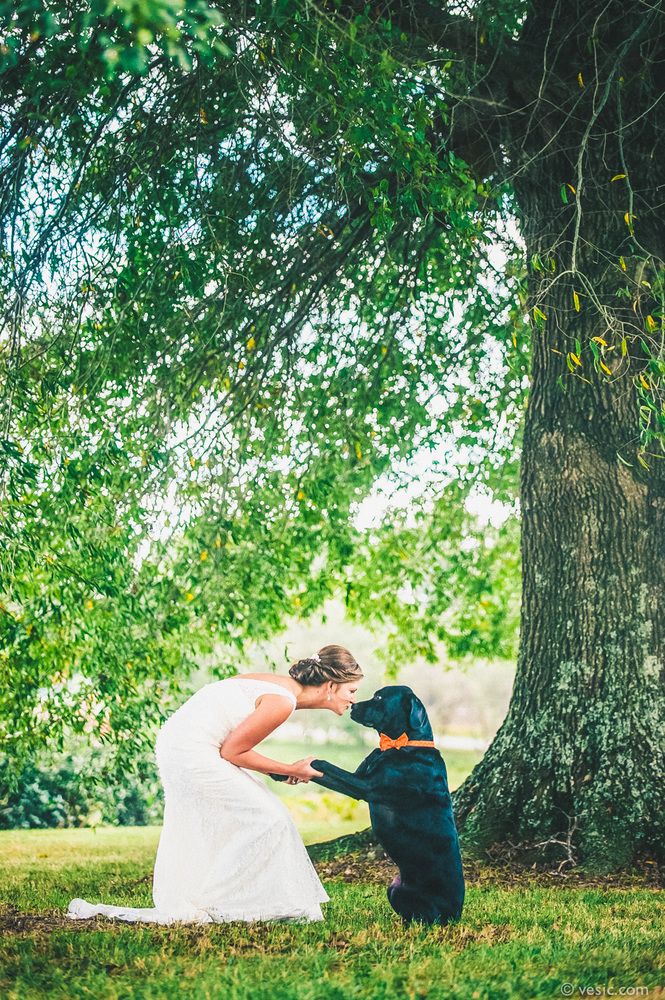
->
285, 757, 324, 784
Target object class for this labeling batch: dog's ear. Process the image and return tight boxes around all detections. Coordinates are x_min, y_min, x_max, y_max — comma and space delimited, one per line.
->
408, 696, 428, 733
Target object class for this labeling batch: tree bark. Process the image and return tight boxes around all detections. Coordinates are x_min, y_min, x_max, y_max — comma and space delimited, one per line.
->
453, 0, 665, 869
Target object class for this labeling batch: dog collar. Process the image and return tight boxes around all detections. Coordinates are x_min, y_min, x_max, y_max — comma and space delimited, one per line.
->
378, 732, 436, 751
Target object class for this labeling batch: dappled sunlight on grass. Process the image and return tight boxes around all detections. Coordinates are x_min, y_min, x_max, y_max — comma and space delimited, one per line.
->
2, 742, 660, 999
1, 827, 662, 999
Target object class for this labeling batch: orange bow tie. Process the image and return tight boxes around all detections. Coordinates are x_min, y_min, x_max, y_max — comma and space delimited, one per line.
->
378, 732, 436, 752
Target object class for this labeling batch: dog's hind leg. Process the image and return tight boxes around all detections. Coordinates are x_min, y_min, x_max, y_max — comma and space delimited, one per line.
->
387, 874, 451, 927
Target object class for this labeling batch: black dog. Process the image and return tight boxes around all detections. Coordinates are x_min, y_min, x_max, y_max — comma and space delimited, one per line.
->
272, 685, 465, 926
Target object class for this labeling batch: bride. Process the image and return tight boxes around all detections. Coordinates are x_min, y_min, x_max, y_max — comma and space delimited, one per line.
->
68, 644, 363, 924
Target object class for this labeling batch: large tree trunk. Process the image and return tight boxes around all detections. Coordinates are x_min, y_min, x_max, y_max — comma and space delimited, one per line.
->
453, 2, 665, 869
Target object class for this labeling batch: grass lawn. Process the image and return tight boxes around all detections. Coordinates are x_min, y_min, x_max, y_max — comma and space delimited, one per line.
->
1, 825, 662, 1000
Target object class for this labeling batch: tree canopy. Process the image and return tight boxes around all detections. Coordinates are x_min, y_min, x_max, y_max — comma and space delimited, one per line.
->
1, 1, 529, 765
3, 0, 663, 861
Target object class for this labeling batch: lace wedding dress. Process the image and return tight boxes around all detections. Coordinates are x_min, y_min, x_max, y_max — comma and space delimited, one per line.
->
67, 678, 329, 924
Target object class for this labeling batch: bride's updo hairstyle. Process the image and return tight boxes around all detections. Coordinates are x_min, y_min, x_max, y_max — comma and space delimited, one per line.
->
289, 644, 362, 687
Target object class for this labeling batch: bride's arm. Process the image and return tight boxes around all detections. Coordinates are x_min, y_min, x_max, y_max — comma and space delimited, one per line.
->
219, 696, 298, 777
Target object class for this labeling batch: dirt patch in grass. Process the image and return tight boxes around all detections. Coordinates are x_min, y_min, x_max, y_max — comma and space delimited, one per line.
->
0, 905, 513, 956
314, 849, 664, 889
1, 853, 660, 938
315, 851, 398, 885
0, 909, 94, 935
462, 855, 663, 889
0, 908, 320, 953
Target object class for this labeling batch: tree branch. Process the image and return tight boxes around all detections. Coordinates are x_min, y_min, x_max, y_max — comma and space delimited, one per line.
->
368, 0, 486, 55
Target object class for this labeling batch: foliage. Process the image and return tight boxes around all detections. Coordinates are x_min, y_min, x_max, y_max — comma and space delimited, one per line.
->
1, 1, 230, 77
6, 0, 661, 774
347, 482, 521, 667
0, 0, 530, 764
0, 747, 163, 828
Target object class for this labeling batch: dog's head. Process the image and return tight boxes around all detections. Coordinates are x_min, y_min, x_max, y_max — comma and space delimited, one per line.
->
350, 685, 433, 741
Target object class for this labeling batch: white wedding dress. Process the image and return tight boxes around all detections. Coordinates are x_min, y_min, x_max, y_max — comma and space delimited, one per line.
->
67, 678, 329, 924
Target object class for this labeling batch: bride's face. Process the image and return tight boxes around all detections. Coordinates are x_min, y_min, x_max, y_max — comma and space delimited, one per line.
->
328, 680, 361, 715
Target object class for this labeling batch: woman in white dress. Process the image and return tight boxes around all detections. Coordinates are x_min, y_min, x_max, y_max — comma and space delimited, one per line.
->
68, 644, 363, 924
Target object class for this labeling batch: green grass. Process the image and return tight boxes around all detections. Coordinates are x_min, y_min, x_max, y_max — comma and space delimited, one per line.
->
1, 826, 662, 1000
